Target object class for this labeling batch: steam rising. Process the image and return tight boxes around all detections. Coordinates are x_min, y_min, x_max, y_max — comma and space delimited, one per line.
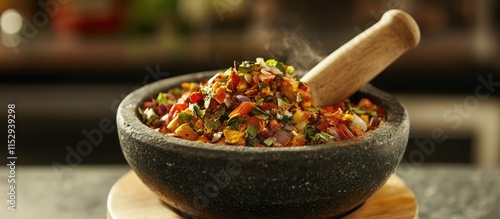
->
245, 8, 326, 76
264, 30, 325, 76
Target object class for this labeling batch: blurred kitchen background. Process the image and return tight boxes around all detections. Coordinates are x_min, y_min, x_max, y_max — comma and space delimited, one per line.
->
0, 0, 498, 166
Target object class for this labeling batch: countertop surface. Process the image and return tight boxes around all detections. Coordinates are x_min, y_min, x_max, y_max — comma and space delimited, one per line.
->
1, 164, 499, 219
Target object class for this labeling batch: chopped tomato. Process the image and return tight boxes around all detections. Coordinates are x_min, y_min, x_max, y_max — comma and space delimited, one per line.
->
230, 71, 239, 91
213, 87, 228, 104
260, 102, 278, 111
244, 115, 264, 131
229, 102, 253, 118
325, 106, 335, 112
189, 92, 206, 103
258, 73, 275, 83
334, 102, 345, 111
168, 103, 188, 120
358, 98, 374, 110
377, 107, 386, 116
316, 120, 329, 132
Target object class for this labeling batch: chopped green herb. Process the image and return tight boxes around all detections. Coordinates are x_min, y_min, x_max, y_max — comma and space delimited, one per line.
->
214, 106, 226, 119
345, 101, 352, 112
259, 82, 268, 91
201, 86, 212, 95
246, 124, 257, 139
247, 138, 259, 146
264, 96, 275, 103
178, 111, 192, 123
226, 116, 243, 130
276, 62, 285, 72
264, 137, 277, 146
202, 87, 214, 109
277, 113, 290, 123
191, 104, 204, 119
156, 92, 168, 105
308, 106, 319, 114
255, 98, 264, 105
239, 61, 254, 73
252, 107, 272, 120
277, 98, 288, 109
205, 119, 219, 130
316, 132, 334, 141
304, 125, 317, 138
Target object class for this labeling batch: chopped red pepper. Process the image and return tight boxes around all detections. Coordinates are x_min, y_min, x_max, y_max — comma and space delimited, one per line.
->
189, 92, 206, 103
230, 71, 239, 91
168, 103, 189, 120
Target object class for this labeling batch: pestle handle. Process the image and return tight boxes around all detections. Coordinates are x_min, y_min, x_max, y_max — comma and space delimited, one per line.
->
301, 9, 420, 107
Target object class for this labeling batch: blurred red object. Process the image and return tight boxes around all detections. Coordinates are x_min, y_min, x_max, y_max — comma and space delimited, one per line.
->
52, 1, 125, 35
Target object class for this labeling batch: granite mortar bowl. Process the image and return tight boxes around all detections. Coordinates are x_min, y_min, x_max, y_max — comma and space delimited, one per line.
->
117, 71, 409, 219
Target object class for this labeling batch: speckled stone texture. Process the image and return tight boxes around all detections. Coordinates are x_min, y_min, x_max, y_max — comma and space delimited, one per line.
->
116, 71, 410, 219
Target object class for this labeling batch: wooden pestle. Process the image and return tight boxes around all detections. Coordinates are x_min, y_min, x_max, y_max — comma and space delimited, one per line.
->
301, 9, 421, 107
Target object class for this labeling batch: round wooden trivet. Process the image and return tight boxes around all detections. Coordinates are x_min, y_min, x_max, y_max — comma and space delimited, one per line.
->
107, 171, 417, 219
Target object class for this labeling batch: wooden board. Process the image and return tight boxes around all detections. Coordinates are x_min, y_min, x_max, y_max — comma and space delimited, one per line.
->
107, 171, 417, 219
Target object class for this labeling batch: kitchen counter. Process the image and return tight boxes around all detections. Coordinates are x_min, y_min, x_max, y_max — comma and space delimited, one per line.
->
1, 164, 499, 219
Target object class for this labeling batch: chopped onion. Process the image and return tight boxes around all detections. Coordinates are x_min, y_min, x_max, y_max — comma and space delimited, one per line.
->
269, 66, 283, 75
244, 73, 253, 84
236, 95, 251, 103
351, 114, 367, 131
369, 117, 381, 128
261, 68, 272, 74
274, 131, 292, 145
211, 132, 223, 142
224, 98, 234, 108
326, 127, 340, 140
283, 109, 293, 117
160, 114, 169, 121
158, 104, 167, 113
253, 74, 260, 84
256, 57, 270, 71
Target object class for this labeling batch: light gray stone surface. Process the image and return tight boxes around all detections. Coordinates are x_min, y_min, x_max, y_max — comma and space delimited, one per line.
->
0, 164, 499, 219
397, 164, 500, 219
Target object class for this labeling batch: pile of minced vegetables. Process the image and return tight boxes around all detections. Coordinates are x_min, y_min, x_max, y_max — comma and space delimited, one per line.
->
139, 58, 385, 147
